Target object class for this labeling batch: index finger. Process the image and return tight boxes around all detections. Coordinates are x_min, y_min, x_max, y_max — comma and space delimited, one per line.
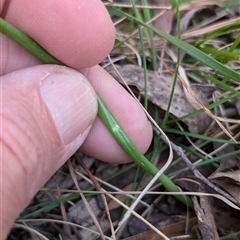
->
1, 0, 115, 69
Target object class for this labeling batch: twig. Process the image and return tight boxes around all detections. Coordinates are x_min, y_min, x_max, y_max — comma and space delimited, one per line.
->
153, 126, 240, 208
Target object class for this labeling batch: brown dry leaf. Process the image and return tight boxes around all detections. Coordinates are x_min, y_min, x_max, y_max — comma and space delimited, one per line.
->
193, 193, 219, 240
68, 197, 110, 240
106, 64, 211, 133
122, 217, 198, 240
213, 207, 240, 236
177, 72, 236, 141
212, 141, 240, 172
180, 7, 204, 33
179, 0, 230, 12
152, 0, 173, 35
211, 179, 240, 205
209, 170, 240, 204
181, 16, 240, 40
210, 96, 240, 171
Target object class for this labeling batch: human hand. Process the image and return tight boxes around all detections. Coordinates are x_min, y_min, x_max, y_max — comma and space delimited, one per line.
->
0, 0, 152, 238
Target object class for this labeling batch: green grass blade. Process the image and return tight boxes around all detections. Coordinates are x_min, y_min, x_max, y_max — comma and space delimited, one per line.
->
109, 8, 240, 82
130, 0, 149, 109
199, 46, 240, 61
164, 128, 240, 144
97, 97, 193, 207
0, 18, 62, 65
161, 0, 180, 128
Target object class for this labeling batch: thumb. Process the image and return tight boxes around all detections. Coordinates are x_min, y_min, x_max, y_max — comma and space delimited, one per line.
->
0, 65, 97, 238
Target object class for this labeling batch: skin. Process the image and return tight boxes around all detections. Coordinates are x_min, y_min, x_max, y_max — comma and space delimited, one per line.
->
0, 0, 153, 238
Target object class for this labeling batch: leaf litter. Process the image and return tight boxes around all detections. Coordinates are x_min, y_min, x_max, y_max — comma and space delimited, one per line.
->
105, 63, 212, 134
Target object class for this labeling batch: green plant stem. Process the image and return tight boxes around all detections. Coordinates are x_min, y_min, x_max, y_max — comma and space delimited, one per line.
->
0, 18, 62, 65
130, 0, 149, 110
98, 97, 192, 206
0, 17, 193, 207
161, 0, 181, 129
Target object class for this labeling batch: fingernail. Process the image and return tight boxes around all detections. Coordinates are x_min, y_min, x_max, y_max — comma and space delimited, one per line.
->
41, 67, 97, 145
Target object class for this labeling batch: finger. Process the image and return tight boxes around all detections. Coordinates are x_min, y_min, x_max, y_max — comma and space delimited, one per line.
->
1, 0, 115, 74
80, 65, 153, 163
1, 65, 97, 238
0, 33, 42, 75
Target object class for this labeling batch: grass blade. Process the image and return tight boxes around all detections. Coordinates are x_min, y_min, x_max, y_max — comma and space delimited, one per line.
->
109, 8, 240, 82
0, 18, 62, 65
